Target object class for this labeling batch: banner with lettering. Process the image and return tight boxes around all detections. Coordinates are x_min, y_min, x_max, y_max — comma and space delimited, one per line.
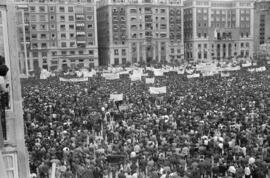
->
59, 77, 88, 82
110, 94, 123, 101
153, 69, 164, 76
187, 73, 200, 79
221, 72, 230, 77
149, 86, 167, 94
145, 78, 155, 84
102, 73, 120, 80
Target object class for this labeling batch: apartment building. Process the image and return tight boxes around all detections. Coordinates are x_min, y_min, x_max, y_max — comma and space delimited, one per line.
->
254, 0, 270, 58
0, 1, 30, 177
97, 0, 184, 66
184, 0, 254, 62
15, 0, 98, 73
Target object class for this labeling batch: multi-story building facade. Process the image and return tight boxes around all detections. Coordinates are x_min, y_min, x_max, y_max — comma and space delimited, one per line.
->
184, 0, 254, 62
97, 0, 184, 66
15, 1, 30, 77
254, 0, 270, 58
0, 1, 30, 177
15, 0, 98, 73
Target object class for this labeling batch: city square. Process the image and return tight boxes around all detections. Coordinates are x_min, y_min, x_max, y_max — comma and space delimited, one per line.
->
0, 0, 270, 178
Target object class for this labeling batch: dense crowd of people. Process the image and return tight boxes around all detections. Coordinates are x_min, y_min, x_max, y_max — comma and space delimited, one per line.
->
22, 65, 270, 178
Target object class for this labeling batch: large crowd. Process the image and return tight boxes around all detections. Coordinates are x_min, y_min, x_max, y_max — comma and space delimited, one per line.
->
22, 65, 270, 178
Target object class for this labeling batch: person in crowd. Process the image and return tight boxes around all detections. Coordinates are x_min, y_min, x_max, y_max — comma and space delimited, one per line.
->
22, 66, 270, 178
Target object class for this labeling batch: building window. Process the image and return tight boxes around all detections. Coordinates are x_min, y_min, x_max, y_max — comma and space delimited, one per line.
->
89, 50, 94, 55
88, 41, 94, 46
114, 49, 119, 55
40, 34, 46, 39
60, 16, 65, 22
87, 24, 93, 29
68, 7, 73, 12
41, 52, 47, 57
204, 52, 207, 59
30, 15, 37, 22
39, 6, 45, 12
61, 33, 66, 39
70, 33, 74, 38
88, 33, 93, 38
198, 52, 201, 59
60, 24, 66, 30
61, 42, 66, 47
59, 6, 65, 12
161, 9, 166, 13
50, 24, 55, 29
32, 52, 38, 57
41, 43, 47, 48
61, 51, 67, 55
87, 16, 93, 21
49, 6, 54, 11
69, 16, 74, 21
114, 58, 119, 65
79, 51, 84, 54
70, 51, 75, 55
70, 42, 75, 47
39, 15, 47, 22
31, 34, 37, 39
52, 51, 57, 56
122, 49, 126, 55
50, 15, 55, 20
30, 6, 36, 12
69, 24, 74, 30
31, 24, 37, 30
171, 48, 174, 53
122, 58, 126, 64
40, 24, 46, 30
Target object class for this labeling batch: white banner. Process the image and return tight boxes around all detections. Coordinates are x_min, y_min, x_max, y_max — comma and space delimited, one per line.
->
59, 77, 88, 82
248, 66, 267, 73
224, 66, 241, 71
202, 71, 215, 77
110, 94, 123, 101
153, 69, 164, 76
149, 86, 167, 94
187, 73, 200, 79
130, 74, 141, 81
242, 63, 252, 67
119, 104, 129, 111
145, 78, 155, 84
257, 66, 266, 72
102, 73, 120, 80
40, 69, 51, 79
177, 70, 185, 75
221, 72, 230, 77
